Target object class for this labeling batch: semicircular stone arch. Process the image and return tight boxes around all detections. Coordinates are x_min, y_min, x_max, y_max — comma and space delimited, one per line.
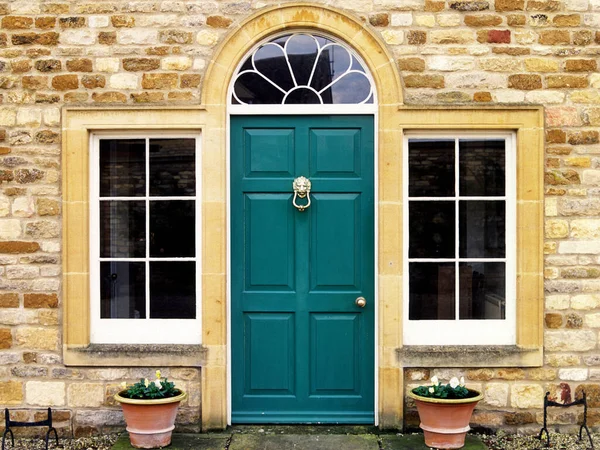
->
199, 3, 404, 432
202, 3, 403, 107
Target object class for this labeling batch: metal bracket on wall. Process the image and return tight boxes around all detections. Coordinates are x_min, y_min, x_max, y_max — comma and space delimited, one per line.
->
2, 408, 59, 450
538, 391, 594, 449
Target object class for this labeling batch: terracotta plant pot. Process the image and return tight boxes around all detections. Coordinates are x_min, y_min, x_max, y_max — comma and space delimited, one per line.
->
408, 389, 483, 450
115, 390, 186, 449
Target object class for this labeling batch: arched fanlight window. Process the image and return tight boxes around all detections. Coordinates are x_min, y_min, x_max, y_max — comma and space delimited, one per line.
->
231, 33, 374, 105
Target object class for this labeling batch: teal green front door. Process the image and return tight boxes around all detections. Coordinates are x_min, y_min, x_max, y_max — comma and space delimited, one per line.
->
231, 115, 374, 424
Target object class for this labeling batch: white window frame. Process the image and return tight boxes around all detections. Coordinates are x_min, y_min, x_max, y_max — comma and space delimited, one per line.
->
402, 131, 517, 346
90, 131, 202, 344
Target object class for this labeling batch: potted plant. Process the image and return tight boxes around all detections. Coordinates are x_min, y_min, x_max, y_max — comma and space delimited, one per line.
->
115, 370, 186, 449
408, 376, 483, 450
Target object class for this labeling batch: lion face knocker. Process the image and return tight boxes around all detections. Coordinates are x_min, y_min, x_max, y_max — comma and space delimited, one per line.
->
292, 176, 311, 211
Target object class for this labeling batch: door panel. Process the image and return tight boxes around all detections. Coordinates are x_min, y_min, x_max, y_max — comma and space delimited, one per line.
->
245, 313, 295, 394
231, 115, 374, 424
245, 194, 295, 291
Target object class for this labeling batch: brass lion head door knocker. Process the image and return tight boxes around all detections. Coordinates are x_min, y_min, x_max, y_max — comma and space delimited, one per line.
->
292, 176, 311, 211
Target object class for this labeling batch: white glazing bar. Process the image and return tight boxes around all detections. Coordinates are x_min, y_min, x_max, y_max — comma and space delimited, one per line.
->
145, 138, 150, 321
454, 138, 460, 322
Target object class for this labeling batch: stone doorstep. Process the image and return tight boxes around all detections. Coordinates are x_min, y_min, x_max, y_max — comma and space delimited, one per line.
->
112, 433, 488, 449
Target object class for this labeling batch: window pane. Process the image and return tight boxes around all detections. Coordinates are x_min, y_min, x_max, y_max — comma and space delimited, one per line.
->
409, 262, 455, 320
459, 262, 506, 320
100, 201, 145, 258
100, 139, 145, 197
149, 139, 196, 197
150, 262, 195, 318
409, 201, 455, 258
459, 139, 505, 196
150, 200, 195, 257
408, 139, 455, 197
100, 262, 145, 319
459, 200, 505, 258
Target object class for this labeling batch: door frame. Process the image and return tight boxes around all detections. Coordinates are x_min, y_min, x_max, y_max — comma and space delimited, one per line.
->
226, 50, 379, 423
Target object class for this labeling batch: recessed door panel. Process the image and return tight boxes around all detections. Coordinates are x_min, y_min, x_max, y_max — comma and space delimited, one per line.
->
310, 194, 360, 291
310, 313, 359, 395
244, 129, 295, 178
245, 194, 295, 291
310, 129, 361, 177
245, 313, 295, 395
232, 115, 374, 424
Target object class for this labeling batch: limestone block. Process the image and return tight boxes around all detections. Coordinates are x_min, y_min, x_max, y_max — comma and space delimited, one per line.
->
96, 58, 119, 73
0, 198, 9, 217
109, 73, 138, 89
86, 369, 129, 380
0, 381, 23, 405
89, 16, 109, 28
381, 30, 404, 45
68, 383, 104, 407
545, 330, 597, 351
546, 294, 570, 310
43, 108, 60, 127
0, 219, 21, 238
118, 29, 158, 45
446, 72, 504, 89
60, 30, 96, 45
567, 0, 589, 10
6, 265, 39, 279
0, 109, 16, 126
26, 381, 65, 406
526, 91, 565, 103
559, 368, 588, 381
161, 56, 192, 71
196, 30, 219, 47
31, 278, 60, 291
16, 108, 41, 127
438, 13, 461, 26
559, 241, 600, 254
391, 13, 413, 26
492, 90, 525, 103
74, 409, 124, 426
546, 354, 581, 367
585, 313, 600, 327
415, 15, 436, 27
545, 219, 569, 239
429, 56, 475, 71
16, 327, 59, 350
484, 383, 509, 407
511, 384, 544, 408
12, 196, 34, 217
431, 30, 474, 43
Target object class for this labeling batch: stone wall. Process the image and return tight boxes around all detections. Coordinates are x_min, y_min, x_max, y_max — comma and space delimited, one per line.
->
0, 0, 597, 436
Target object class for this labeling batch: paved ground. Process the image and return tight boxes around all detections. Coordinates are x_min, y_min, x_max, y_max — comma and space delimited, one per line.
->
111, 426, 488, 449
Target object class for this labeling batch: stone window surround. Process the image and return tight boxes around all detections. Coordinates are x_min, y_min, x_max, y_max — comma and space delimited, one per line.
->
62, 4, 544, 431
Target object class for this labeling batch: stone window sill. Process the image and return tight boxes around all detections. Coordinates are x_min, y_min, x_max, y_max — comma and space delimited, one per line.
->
64, 344, 206, 367
397, 345, 542, 368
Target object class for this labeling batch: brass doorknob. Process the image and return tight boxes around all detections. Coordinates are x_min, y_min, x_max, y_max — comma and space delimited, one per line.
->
355, 297, 366, 308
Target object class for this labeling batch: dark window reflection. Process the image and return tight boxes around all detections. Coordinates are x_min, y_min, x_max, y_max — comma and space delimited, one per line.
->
459, 139, 505, 197
100, 201, 145, 258
459, 262, 505, 320
100, 262, 145, 318
286, 34, 319, 86
409, 262, 455, 320
150, 262, 195, 318
149, 139, 196, 197
408, 139, 455, 197
100, 139, 145, 197
150, 200, 195, 257
459, 200, 505, 258
232, 33, 373, 105
409, 201, 455, 258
